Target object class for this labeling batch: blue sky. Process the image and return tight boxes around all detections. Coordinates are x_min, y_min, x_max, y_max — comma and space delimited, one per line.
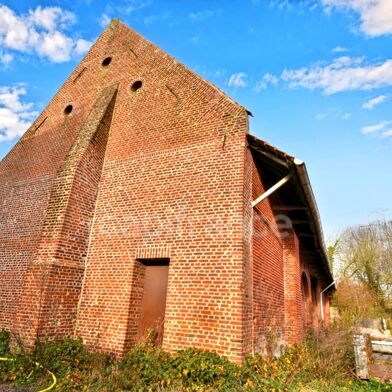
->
0, 0, 391, 241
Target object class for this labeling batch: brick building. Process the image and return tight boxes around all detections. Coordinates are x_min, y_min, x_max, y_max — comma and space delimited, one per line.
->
0, 21, 333, 363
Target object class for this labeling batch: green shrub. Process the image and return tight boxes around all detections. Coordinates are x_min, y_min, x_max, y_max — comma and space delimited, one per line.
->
0, 333, 389, 391
0, 353, 47, 387
0, 329, 10, 355
34, 337, 89, 375
331, 279, 384, 326
119, 340, 172, 391
34, 337, 116, 391
119, 343, 245, 391
168, 348, 244, 391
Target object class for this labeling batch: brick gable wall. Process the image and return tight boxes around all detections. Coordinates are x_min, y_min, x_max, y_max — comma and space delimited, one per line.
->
73, 23, 250, 361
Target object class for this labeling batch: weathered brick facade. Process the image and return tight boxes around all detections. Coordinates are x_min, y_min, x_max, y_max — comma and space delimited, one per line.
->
0, 21, 333, 363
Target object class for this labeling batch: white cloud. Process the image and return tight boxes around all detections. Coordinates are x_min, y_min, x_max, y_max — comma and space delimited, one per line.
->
214, 69, 226, 78
315, 107, 351, 120
189, 9, 221, 21
281, 56, 392, 94
254, 73, 279, 92
104, 0, 151, 17
74, 39, 92, 56
270, 0, 294, 11
362, 95, 387, 110
383, 129, 392, 137
99, 13, 111, 28
321, 0, 392, 37
269, 1, 319, 11
0, 5, 91, 63
361, 120, 391, 135
143, 12, 171, 26
361, 120, 392, 141
316, 112, 328, 120
332, 46, 349, 53
191, 35, 200, 44
28, 6, 76, 32
227, 72, 247, 88
123, 0, 151, 14
0, 51, 13, 66
0, 86, 37, 142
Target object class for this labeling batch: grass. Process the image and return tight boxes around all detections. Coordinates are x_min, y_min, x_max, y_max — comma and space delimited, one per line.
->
0, 328, 390, 391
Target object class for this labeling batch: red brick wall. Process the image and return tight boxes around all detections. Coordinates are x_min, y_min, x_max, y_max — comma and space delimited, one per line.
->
14, 86, 117, 344
242, 146, 254, 356
67, 22, 250, 362
282, 230, 303, 343
0, 21, 127, 336
0, 63, 98, 334
250, 153, 285, 355
0, 20, 331, 362
246, 150, 331, 351
300, 246, 331, 331
0, 176, 52, 331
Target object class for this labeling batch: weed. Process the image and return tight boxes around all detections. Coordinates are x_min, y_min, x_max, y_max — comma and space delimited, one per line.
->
0, 329, 390, 391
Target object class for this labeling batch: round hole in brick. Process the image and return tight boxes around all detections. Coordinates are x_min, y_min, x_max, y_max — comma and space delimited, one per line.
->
131, 80, 142, 93
64, 105, 73, 115
101, 57, 112, 67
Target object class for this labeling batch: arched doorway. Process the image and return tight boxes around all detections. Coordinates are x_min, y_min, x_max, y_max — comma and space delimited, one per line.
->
301, 273, 310, 332
310, 276, 319, 327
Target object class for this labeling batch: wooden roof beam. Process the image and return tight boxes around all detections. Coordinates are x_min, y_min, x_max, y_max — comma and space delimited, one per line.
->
272, 206, 308, 211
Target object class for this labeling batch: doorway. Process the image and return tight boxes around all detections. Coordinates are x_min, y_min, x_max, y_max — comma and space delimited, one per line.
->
301, 272, 310, 331
138, 258, 169, 345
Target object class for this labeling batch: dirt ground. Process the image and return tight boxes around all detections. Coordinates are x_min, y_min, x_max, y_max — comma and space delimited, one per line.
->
0, 385, 30, 392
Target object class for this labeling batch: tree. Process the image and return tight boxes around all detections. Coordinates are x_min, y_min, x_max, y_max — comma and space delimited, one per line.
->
335, 219, 392, 308
327, 238, 339, 273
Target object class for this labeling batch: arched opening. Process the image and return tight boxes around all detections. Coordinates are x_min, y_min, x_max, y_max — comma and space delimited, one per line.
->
101, 57, 112, 67
64, 105, 73, 115
131, 80, 143, 93
311, 276, 318, 306
322, 291, 331, 324
301, 272, 310, 331
310, 276, 319, 327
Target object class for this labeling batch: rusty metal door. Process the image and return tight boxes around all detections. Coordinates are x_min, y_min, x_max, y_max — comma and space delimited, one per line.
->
139, 259, 169, 345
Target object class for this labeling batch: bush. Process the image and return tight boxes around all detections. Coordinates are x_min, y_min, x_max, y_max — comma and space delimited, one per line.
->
34, 337, 90, 375
0, 332, 390, 391
241, 329, 355, 391
119, 342, 244, 391
167, 348, 243, 391
332, 279, 383, 326
0, 329, 10, 355
34, 337, 116, 391
119, 340, 172, 391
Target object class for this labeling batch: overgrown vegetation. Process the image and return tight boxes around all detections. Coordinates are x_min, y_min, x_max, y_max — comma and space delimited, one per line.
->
0, 329, 10, 355
328, 218, 392, 332
1, 220, 390, 391
332, 278, 387, 326
331, 219, 392, 308
0, 328, 389, 391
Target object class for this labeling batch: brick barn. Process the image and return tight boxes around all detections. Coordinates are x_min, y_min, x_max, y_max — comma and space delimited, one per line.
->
0, 20, 334, 363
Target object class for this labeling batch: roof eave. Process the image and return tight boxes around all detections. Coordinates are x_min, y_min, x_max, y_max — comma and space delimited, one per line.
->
293, 159, 334, 285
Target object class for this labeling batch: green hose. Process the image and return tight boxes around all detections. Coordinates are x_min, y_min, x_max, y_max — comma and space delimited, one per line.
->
0, 357, 57, 392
